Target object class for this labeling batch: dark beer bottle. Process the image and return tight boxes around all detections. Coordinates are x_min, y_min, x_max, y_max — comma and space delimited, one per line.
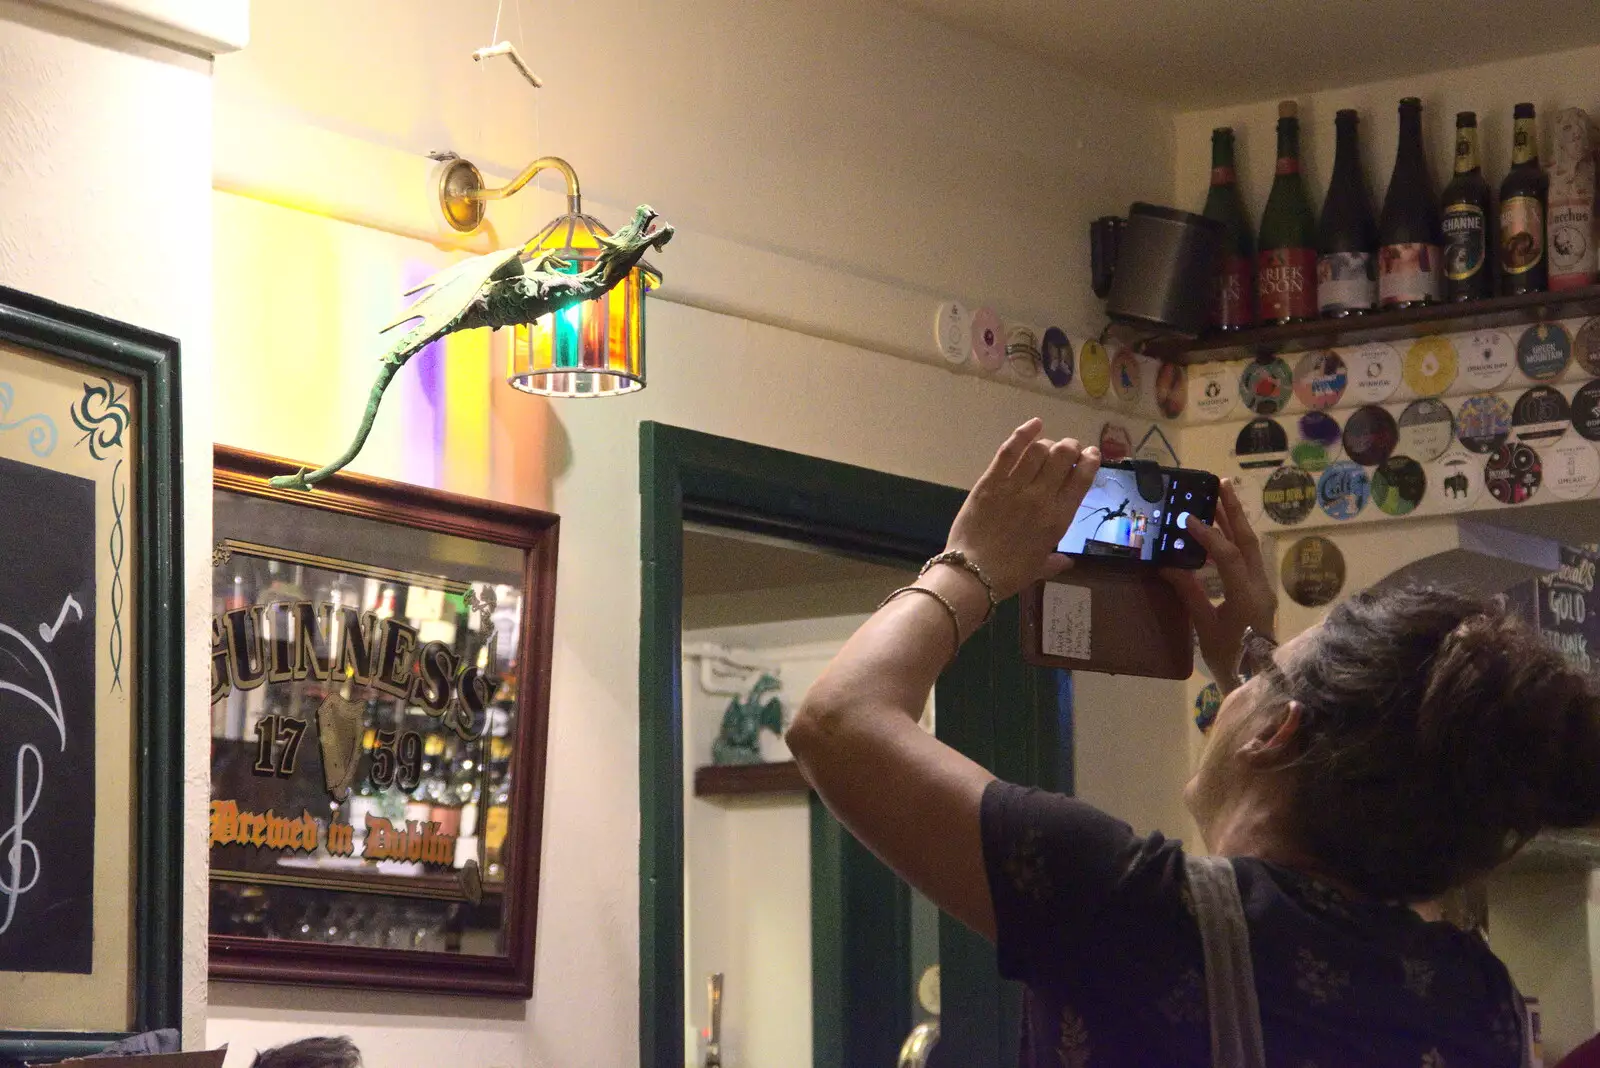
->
1317, 109, 1378, 317
1257, 101, 1318, 324
1499, 102, 1549, 295
1204, 127, 1255, 331
1441, 112, 1494, 301
1377, 97, 1444, 309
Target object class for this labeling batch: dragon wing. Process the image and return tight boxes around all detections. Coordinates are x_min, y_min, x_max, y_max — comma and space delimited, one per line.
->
375, 245, 526, 365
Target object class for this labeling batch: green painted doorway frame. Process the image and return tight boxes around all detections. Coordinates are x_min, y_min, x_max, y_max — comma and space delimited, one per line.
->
639, 421, 1072, 1068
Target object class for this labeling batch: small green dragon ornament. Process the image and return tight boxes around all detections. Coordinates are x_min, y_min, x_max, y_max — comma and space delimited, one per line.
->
711, 673, 785, 766
270, 204, 674, 490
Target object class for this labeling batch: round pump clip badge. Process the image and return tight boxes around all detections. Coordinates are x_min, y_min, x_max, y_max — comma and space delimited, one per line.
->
1239, 356, 1293, 415
1316, 461, 1370, 521
1460, 329, 1516, 390
1293, 350, 1348, 410
1291, 411, 1342, 472
1280, 535, 1346, 608
1512, 385, 1572, 444
1156, 361, 1187, 418
1484, 442, 1542, 505
1261, 466, 1316, 526
1517, 322, 1573, 381
1190, 363, 1237, 420
934, 301, 971, 364
1571, 379, 1600, 441
1456, 393, 1513, 453
1080, 339, 1111, 398
1342, 405, 1400, 466
1193, 683, 1223, 734
1370, 456, 1427, 516
1099, 422, 1134, 461
1430, 447, 1484, 509
1346, 341, 1402, 403
1396, 398, 1456, 462
1403, 336, 1459, 397
1575, 317, 1600, 377
969, 306, 1005, 371
1235, 418, 1288, 469
1041, 327, 1074, 388
1111, 346, 1142, 402
1006, 324, 1041, 378
1545, 436, 1600, 499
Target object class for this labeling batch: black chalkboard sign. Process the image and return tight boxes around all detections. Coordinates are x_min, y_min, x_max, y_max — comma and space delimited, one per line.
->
0, 454, 96, 974
1508, 544, 1600, 677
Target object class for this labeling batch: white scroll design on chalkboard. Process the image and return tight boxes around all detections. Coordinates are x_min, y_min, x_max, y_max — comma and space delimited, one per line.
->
0, 616, 69, 936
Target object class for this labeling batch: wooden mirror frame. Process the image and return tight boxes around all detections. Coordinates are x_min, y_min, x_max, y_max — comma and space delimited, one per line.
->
207, 446, 558, 997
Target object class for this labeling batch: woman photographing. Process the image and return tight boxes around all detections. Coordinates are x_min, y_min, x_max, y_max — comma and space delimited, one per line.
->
787, 419, 1600, 1066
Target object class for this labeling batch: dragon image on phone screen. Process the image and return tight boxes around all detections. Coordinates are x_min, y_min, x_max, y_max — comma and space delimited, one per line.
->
1056, 461, 1219, 569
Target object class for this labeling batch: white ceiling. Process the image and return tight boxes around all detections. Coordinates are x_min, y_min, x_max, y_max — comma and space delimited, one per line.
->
886, 0, 1600, 108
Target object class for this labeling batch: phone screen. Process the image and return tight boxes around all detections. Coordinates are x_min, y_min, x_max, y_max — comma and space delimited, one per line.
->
1056, 462, 1219, 568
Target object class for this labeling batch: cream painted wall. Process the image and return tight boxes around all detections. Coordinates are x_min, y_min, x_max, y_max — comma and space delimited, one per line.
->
0, 0, 242, 1043
1488, 868, 1594, 1060
205, 191, 1192, 1067
215, 0, 1172, 337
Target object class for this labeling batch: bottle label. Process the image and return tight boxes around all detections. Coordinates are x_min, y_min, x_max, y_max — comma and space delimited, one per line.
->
1258, 248, 1317, 321
1501, 196, 1546, 275
1442, 204, 1488, 281
1275, 158, 1300, 176
1549, 200, 1595, 282
1215, 254, 1253, 328
1378, 243, 1444, 306
1512, 119, 1538, 167
1316, 252, 1375, 314
1454, 128, 1479, 175
1211, 166, 1236, 185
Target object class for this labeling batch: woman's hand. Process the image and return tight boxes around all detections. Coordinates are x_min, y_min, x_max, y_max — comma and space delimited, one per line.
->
1160, 479, 1277, 688
944, 419, 1101, 603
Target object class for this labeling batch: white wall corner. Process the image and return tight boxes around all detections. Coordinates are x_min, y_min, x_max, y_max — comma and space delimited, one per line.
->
23, 0, 247, 54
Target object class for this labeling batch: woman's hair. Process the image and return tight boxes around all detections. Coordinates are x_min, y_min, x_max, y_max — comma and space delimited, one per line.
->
250, 1037, 362, 1068
1280, 584, 1600, 902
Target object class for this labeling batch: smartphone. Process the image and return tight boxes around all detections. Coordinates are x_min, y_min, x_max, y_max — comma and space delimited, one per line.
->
1056, 460, 1220, 569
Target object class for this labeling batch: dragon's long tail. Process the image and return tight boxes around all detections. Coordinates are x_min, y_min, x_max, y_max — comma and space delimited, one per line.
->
267, 361, 403, 491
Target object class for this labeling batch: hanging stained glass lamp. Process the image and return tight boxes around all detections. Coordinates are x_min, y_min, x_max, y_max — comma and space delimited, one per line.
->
434, 151, 659, 398
507, 207, 658, 398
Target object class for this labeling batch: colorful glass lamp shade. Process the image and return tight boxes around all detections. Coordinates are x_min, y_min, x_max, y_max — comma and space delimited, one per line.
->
434, 152, 658, 398
507, 208, 659, 398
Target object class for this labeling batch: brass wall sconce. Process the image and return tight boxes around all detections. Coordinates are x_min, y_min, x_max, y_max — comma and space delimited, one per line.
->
431, 152, 662, 399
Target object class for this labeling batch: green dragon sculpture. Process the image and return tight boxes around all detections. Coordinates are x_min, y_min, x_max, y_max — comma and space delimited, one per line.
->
711, 673, 785, 766
270, 204, 674, 490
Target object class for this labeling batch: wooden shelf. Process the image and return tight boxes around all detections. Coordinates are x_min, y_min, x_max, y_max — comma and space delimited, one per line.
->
1505, 828, 1600, 873
1144, 283, 1600, 365
693, 761, 810, 798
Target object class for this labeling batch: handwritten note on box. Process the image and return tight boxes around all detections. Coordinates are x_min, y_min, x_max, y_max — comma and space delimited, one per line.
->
1041, 582, 1091, 660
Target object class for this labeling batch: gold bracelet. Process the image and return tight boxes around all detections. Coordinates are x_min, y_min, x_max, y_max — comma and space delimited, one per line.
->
877, 585, 962, 660
920, 549, 997, 623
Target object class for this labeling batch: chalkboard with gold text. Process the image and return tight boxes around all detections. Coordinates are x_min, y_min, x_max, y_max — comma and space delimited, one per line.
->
208, 447, 557, 996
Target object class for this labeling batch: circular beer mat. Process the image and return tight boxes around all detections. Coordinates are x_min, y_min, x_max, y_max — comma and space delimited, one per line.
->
1370, 456, 1427, 516
1240, 356, 1293, 415
1281, 535, 1346, 608
1316, 461, 1370, 521
1484, 442, 1542, 505
1403, 336, 1459, 397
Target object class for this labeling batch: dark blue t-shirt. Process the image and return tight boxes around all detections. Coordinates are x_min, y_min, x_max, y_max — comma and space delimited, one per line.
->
980, 781, 1526, 1067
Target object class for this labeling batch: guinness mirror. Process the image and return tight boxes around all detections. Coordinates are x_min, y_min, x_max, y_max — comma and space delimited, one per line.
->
206, 446, 557, 996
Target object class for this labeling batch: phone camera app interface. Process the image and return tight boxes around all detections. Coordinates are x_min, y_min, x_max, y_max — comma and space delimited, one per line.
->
1059, 466, 1168, 562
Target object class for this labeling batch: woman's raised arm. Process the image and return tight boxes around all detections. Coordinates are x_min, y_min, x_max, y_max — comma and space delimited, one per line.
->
786, 420, 1100, 939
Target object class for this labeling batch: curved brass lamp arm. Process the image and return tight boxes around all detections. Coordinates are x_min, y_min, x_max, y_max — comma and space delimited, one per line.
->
469, 155, 582, 214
